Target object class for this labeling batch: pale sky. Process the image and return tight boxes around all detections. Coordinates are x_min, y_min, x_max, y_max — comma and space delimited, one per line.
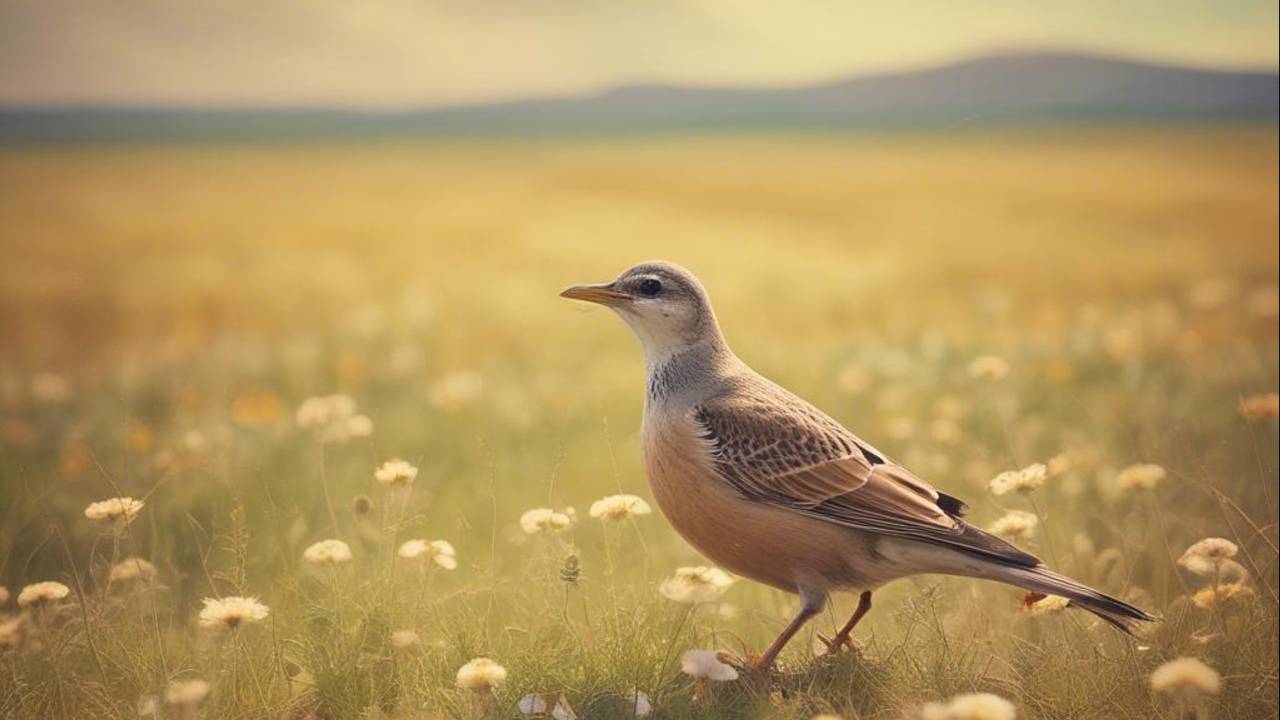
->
1, 0, 1276, 109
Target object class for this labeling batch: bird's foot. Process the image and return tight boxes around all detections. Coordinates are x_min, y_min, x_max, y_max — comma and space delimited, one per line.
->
817, 631, 856, 655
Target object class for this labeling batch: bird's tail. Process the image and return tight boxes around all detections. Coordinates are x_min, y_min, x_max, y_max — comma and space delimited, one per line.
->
881, 538, 1156, 633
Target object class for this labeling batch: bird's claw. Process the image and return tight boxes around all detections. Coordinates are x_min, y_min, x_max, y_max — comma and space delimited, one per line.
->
817, 631, 856, 655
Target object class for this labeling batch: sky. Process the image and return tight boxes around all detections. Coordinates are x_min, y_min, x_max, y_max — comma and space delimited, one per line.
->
1, 0, 1276, 109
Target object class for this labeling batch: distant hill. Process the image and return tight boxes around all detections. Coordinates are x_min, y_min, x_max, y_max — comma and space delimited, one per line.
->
2, 51, 1276, 143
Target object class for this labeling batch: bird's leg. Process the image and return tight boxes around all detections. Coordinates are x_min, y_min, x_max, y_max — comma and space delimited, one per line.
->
722, 590, 826, 673
819, 591, 872, 654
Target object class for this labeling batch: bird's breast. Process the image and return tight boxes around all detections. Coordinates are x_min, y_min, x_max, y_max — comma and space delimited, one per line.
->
641, 408, 873, 594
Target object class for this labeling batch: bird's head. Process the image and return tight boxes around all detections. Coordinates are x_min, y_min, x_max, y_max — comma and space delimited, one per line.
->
561, 261, 724, 365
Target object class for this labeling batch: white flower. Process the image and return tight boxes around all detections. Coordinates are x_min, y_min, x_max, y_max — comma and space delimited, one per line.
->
164, 679, 210, 707
518, 694, 548, 715
680, 650, 738, 681
397, 539, 457, 569
109, 558, 158, 583
1021, 594, 1070, 616
17, 581, 71, 608
968, 356, 1010, 381
551, 695, 577, 720
1179, 537, 1238, 566
943, 693, 1016, 720
630, 690, 653, 718
1117, 463, 1165, 491
84, 497, 145, 524
658, 566, 735, 604
455, 657, 507, 690
520, 508, 574, 535
197, 596, 269, 629
589, 494, 652, 521
374, 459, 418, 486
391, 629, 420, 650
1150, 657, 1221, 695
986, 511, 1038, 540
987, 464, 1046, 496
296, 394, 372, 443
303, 539, 353, 566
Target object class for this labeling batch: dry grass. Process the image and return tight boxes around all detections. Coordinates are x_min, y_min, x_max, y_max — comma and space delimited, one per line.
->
0, 126, 1277, 719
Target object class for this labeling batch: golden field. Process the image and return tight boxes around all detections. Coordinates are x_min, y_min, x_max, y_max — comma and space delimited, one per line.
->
0, 126, 1277, 719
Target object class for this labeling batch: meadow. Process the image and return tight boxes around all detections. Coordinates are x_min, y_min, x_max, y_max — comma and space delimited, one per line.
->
0, 126, 1277, 719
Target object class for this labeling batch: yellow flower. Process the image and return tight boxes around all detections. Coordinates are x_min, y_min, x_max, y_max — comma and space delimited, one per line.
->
230, 388, 285, 427
17, 581, 71, 608
1020, 593, 1070, 616
987, 511, 1038, 540
397, 539, 457, 569
589, 494, 652, 521
455, 657, 507, 690
987, 464, 1046, 496
84, 497, 145, 524
374, 459, 418, 486
197, 596, 269, 630
303, 539, 353, 566
1116, 463, 1165, 491
1238, 393, 1279, 421
1191, 582, 1254, 609
1150, 657, 1221, 695
659, 566, 735, 604
680, 650, 738, 681
968, 355, 1010, 381
520, 507, 574, 535
109, 558, 158, 583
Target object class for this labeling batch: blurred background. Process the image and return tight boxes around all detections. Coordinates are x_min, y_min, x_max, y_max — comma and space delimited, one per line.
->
0, 3, 1277, 718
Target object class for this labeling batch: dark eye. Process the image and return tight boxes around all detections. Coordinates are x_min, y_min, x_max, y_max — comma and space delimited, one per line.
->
638, 278, 662, 297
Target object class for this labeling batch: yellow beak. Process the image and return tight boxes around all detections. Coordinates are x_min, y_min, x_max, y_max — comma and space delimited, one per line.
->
560, 283, 630, 306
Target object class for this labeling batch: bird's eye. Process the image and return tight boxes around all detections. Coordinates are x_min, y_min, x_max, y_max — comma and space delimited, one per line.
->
638, 278, 663, 297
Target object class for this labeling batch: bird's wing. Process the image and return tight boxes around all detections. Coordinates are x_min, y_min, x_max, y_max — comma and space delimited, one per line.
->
692, 380, 1039, 567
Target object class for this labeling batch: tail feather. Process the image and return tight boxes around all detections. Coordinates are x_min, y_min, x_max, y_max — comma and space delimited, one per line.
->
881, 537, 1157, 633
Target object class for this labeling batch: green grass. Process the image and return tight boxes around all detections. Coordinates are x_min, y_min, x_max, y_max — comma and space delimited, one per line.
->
0, 127, 1277, 719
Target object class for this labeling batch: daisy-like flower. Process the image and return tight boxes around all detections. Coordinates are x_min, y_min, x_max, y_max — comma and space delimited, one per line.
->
1020, 593, 1070, 616
987, 511, 1038, 540
520, 507, 574, 535
630, 690, 653, 718
968, 355, 1010, 382
589, 494, 652, 521
1150, 657, 1221, 695
84, 497, 145, 524
1191, 582, 1254, 609
397, 539, 457, 569
17, 581, 71, 608
659, 566, 735, 604
1116, 463, 1165, 491
197, 596, 269, 630
109, 557, 158, 583
680, 650, 738, 681
940, 693, 1017, 720
374, 458, 418, 486
1238, 393, 1279, 421
164, 679, 210, 707
987, 464, 1046, 496
296, 394, 373, 443
303, 539, 353, 566
518, 694, 548, 715
390, 629, 420, 650
1177, 537, 1238, 576
455, 657, 507, 690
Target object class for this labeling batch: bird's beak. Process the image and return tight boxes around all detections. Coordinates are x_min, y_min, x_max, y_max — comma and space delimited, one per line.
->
560, 282, 630, 307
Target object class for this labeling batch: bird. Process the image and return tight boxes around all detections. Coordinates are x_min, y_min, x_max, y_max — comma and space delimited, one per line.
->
561, 260, 1154, 671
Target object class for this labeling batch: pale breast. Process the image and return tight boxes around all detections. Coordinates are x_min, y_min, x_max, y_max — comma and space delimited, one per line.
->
642, 407, 884, 594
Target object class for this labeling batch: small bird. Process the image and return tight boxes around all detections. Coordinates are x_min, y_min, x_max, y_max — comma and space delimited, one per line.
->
562, 261, 1153, 671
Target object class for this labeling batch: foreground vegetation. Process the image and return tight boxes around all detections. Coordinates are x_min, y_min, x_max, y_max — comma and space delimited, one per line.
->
0, 127, 1277, 718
